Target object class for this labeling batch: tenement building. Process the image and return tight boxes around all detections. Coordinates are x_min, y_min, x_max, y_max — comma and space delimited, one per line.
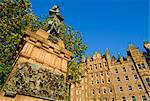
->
71, 44, 150, 101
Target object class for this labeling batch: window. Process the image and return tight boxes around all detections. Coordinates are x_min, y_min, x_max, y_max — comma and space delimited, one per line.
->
112, 97, 115, 101
100, 71, 103, 76
91, 74, 93, 78
98, 88, 100, 94
146, 78, 150, 87
122, 96, 126, 101
138, 84, 142, 90
134, 75, 138, 80
117, 77, 120, 81
92, 81, 94, 85
115, 69, 118, 73
142, 63, 145, 68
95, 64, 97, 69
128, 85, 132, 90
104, 97, 107, 101
104, 88, 106, 93
120, 87, 123, 91
100, 63, 102, 67
131, 66, 135, 70
123, 67, 126, 72
96, 73, 98, 77
96, 80, 99, 84
102, 79, 104, 83
142, 95, 147, 101
92, 89, 94, 95
132, 96, 136, 101
109, 88, 112, 93
106, 71, 108, 75
138, 64, 141, 69
108, 78, 110, 83
125, 76, 129, 80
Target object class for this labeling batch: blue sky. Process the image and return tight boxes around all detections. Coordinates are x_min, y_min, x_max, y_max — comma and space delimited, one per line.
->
30, 0, 149, 58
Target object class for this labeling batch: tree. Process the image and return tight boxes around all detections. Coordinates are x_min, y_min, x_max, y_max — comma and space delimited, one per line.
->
64, 26, 87, 83
0, 0, 41, 89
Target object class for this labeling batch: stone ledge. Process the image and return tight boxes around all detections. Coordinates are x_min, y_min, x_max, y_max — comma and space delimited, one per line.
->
25, 29, 73, 58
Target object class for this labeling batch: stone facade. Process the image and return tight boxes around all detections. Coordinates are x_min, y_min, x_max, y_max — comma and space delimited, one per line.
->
0, 28, 73, 101
71, 44, 150, 101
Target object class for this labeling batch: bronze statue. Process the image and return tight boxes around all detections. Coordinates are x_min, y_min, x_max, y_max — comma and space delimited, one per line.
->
47, 5, 66, 41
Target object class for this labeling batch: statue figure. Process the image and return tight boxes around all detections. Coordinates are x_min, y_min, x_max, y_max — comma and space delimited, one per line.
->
47, 5, 66, 41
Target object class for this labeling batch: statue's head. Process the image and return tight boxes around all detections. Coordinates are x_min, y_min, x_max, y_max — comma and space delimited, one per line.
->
49, 5, 60, 15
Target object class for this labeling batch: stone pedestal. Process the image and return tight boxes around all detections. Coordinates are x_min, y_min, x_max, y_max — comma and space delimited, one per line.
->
0, 29, 73, 101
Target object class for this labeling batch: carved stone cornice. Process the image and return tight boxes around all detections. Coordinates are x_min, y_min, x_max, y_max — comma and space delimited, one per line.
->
24, 29, 73, 60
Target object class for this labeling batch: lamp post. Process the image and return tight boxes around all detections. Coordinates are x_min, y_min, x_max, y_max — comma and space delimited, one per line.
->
66, 74, 73, 101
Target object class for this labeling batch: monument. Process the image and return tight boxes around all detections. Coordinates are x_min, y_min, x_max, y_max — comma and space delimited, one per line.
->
0, 5, 73, 101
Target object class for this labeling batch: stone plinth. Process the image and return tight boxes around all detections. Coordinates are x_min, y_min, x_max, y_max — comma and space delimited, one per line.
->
0, 29, 73, 101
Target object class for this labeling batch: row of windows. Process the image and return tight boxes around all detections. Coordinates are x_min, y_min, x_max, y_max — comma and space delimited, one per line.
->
137, 63, 146, 69
90, 62, 108, 70
116, 74, 138, 81
91, 71, 109, 78
92, 95, 147, 101
75, 94, 147, 101
97, 97, 115, 101
92, 88, 112, 95
119, 84, 142, 91
114, 65, 136, 74
91, 78, 110, 85
114, 63, 146, 74
122, 95, 147, 101
90, 62, 146, 72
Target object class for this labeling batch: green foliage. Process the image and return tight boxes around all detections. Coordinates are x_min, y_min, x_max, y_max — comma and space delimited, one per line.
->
0, 0, 41, 89
0, 64, 12, 88
64, 26, 87, 84
144, 41, 149, 44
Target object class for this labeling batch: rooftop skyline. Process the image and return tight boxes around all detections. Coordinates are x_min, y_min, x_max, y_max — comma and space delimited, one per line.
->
30, 0, 149, 58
